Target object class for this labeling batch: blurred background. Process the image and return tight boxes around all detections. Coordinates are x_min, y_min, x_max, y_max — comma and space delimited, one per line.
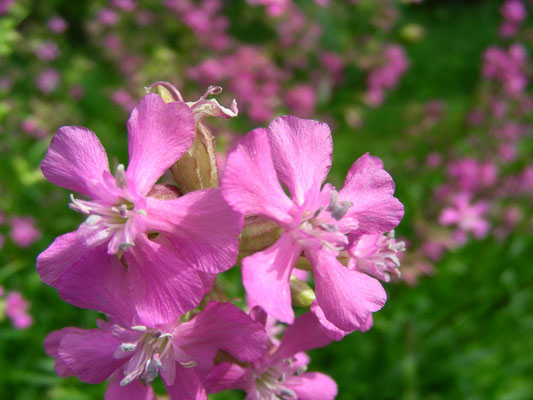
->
0, 0, 532, 398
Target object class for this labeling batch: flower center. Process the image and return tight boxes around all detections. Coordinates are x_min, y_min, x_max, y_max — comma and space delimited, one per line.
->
118, 326, 196, 387
295, 189, 352, 251
253, 357, 306, 400
69, 164, 147, 253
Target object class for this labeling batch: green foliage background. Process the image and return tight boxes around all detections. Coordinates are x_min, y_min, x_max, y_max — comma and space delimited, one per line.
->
0, 0, 532, 399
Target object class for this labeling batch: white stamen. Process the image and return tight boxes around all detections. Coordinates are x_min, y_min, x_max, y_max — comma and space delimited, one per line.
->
131, 325, 147, 331
115, 164, 127, 189
120, 343, 137, 352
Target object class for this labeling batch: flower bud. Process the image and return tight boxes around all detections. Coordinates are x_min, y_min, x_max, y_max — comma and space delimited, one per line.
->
147, 82, 238, 193
238, 216, 283, 261
400, 23, 425, 43
290, 275, 316, 307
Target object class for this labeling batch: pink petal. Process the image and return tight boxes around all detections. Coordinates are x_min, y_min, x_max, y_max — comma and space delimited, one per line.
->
203, 362, 250, 394
37, 231, 85, 287
124, 236, 204, 325
242, 234, 301, 324
105, 377, 156, 400
310, 302, 349, 341
309, 250, 386, 332
274, 312, 332, 362
286, 372, 338, 400
339, 168, 404, 234
58, 328, 126, 384
44, 328, 77, 378
268, 116, 332, 205
145, 188, 242, 274
164, 365, 207, 400
56, 247, 137, 327
126, 94, 195, 196
345, 152, 384, 183
41, 126, 110, 198
221, 128, 293, 226
176, 302, 267, 366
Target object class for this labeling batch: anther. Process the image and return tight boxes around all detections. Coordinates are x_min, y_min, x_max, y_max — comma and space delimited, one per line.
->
85, 214, 102, 226
131, 325, 147, 331
119, 242, 135, 251
115, 164, 127, 189
152, 354, 163, 369
120, 343, 137, 352
327, 190, 338, 212
179, 360, 198, 368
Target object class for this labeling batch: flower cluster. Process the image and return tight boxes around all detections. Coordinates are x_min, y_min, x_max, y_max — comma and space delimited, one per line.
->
0, 287, 33, 329
392, 0, 533, 284
39, 82, 404, 398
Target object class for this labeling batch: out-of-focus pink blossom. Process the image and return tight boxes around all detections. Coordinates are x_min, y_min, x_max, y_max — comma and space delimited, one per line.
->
247, 0, 290, 16
501, 0, 526, 22
284, 84, 316, 118
426, 152, 442, 169
483, 44, 528, 97
439, 193, 490, 243
5, 292, 33, 329
498, 144, 517, 162
35, 68, 60, 94
320, 52, 345, 83
35, 41, 61, 62
0, 0, 14, 15
21, 118, 47, 139
10, 216, 41, 248
97, 8, 119, 26
165, 0, 230, 50
47, 16, 68, 34
69, 85, 85, 100
111, 0, 137, 12
111, 89, 137, 112
365, 45, 409, 107
500, 0, 526, 37
446, 158, 498, 193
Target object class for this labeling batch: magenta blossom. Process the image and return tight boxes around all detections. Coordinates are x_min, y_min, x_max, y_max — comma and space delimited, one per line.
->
222, 116, 404, 334
45, 255, 266, 400
5, 291, 33, 329
37, 94, 242, 325
439, 193, 490, 244
204, 308, 337, 400
347, 231, 406, 283
10, 216, 41, 248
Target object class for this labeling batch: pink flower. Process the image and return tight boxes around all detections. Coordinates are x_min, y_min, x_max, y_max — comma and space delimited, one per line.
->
204, 308, 337, 399
47, 16, 68, 33
5, 291, 33, 329
37, 94, 242, 325
0, 0, 14, 15
10, 216, 41, 248
222, 116, 404, 334
247, 0, 290, 16
45, 260, 266, 400
111, 0, 137, 12
501, 0, 526, 23
439, 193, 490, 243
97, 8, 119, 26
36, 68, 60, 94
284, 84, 316, 118
35, 41, 61, 62
347, 231, 405, 283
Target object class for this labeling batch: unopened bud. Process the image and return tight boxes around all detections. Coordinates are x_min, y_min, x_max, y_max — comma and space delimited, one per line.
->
171, 122, 218, 193
201, 284, 230, 305
290, 275, 315, 307
238, 216, 283, 260
400, 24, 425, 43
